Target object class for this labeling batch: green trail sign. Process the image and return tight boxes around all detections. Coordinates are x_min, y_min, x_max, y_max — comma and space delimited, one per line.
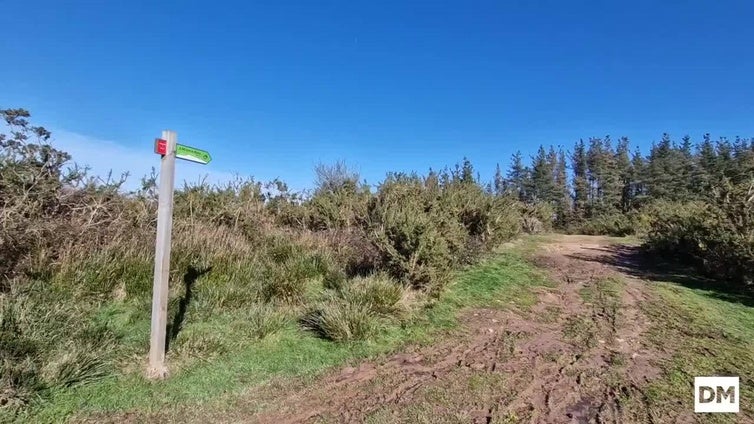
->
176, 144, 212, 164
148, 131, 213, 380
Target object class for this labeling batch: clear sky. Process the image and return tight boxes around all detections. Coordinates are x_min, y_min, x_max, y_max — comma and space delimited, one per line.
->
2, 1, 753, 190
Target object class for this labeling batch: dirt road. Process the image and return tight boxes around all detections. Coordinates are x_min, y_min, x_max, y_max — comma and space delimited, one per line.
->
250, 236, 665, 423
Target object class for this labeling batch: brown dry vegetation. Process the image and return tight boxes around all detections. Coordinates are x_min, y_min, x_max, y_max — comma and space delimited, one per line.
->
101, 236, 754, 423
237, 237, 664, 424
3, 110, 754, 423
1, 109, 552, 418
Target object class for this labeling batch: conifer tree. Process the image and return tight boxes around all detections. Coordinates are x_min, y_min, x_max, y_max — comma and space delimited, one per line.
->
647, 134, 675, 200
630, 146, 647, 207
717, 137, 734, 182
615, 137, 632, 212
572, 139, 589, 218
732, 137, 754, 182
507, 151, 531, 202
531, 146, 555, 203
497, 131, 752, 236
460, 157, 475, 184
586, 137, 620, 214
677, 135, 695, 200
695, 134, 718, 193
493, 163, 506, 196
554, 147, 570, 226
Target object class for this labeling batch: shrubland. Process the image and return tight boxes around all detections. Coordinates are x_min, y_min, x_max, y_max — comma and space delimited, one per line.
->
3, 107, 753, 418
643, 183, 754, 287
501, 134, 754, 292
0, 109, 527, 413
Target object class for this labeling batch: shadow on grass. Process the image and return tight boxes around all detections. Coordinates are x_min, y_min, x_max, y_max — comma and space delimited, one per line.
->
565, 245, 754, 308
165, 265, 212, 352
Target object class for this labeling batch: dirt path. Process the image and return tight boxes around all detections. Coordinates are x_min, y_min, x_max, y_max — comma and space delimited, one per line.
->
249, 236, 663, 423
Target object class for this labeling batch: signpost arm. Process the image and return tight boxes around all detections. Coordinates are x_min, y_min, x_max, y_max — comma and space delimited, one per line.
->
147, 130, 177, 379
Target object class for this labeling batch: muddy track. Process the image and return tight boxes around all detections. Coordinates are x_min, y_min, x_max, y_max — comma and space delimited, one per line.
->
254, 237, 662, 424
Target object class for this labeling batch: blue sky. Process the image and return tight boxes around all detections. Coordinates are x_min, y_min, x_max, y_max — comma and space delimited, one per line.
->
2, 1, 753, 190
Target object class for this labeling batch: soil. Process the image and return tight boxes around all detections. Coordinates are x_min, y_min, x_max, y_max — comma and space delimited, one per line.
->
249, 236, 665, 424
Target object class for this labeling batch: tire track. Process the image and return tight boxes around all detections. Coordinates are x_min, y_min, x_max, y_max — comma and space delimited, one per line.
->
251, 237, 663, 424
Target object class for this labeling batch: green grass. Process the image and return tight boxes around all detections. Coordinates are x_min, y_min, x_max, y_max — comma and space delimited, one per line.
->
447, 247, 553, 309
18, 234, 751, 423
5, 247, 548, 423
641, 281, 754, 422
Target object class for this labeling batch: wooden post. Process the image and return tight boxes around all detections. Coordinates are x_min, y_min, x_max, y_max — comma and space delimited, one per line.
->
147, 130, 177, 379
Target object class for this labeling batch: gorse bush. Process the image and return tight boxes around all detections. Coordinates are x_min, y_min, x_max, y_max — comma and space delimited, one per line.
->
367, 173, 456, 293
307, 162, 370, 231
363, 171, 521, 295
644, 182, 754, 288
571, 212, 635, 237
0, 109, 524, 411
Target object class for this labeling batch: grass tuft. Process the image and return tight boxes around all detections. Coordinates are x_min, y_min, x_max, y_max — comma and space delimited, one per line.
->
242, 303, 289, 340
340, 274, 406, 317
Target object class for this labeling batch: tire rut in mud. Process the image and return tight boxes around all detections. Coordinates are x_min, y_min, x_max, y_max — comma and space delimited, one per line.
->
255, 240, 662, 424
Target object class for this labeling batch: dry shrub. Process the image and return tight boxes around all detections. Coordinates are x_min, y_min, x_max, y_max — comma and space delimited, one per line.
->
1, 110, 525, 408
519, 202, 553, 234
322, 228, 381, 277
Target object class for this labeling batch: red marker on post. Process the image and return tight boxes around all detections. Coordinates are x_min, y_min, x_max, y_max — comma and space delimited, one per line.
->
148, 132, 211, 380
154, 138, 168, 156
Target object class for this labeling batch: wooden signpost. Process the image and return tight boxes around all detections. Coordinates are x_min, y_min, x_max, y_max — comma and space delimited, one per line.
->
147, 130, 211, 379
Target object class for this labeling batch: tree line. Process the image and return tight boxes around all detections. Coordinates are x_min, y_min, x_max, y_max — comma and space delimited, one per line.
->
490, 133, 753, 288
493, 134, 754, 233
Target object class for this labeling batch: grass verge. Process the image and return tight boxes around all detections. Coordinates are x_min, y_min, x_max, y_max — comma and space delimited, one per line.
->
5, 247, 549, 423
641, 281, 754, 422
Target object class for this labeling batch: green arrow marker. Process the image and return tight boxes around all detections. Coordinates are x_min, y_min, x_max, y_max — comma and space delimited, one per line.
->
175, 144, 212, 165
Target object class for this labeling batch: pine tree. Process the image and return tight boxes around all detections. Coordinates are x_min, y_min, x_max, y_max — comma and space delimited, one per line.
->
647, 134, 675, 200
547, 146, 559, 202
732, 137, 754, 182
572, 139, 589, 218
677, 135, 695, 200
586, 137, 620, 214
460, 157, 475, 184
630, 147, 646, 207
554, 147, 570, 226
717, 137, 734, 181
496, 131, 750, 237
493, 163, 506, 196
695, 134, 718, 193
586, 138, 604, 207
507, 151, 531, 202
603, 137, 622, 212
531, 146, 555, 204
615, 137, 632, 212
